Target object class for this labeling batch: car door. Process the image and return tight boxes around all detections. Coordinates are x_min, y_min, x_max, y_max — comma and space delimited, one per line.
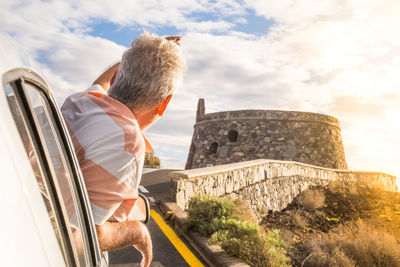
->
2, 68, 104, 266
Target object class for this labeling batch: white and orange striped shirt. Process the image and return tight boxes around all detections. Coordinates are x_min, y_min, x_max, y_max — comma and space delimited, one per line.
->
61, 84, 151, 225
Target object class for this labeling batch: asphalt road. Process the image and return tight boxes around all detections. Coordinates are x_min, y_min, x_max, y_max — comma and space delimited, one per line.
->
109, 169, 206, 267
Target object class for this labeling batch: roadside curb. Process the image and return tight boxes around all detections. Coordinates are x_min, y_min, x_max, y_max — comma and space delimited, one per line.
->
158, 199, 250, 267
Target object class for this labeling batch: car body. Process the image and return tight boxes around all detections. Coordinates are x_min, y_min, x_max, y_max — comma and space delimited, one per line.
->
0, 32, 149, 267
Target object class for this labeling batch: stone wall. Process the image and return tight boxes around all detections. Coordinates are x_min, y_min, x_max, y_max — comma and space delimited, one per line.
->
171, 159, 397, 212
185, 99, 347, 170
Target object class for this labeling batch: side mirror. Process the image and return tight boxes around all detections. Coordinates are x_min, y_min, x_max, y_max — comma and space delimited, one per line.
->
129, 193, 150, 224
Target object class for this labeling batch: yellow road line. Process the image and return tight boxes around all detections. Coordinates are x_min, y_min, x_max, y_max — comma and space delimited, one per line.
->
150, 209, 205, 267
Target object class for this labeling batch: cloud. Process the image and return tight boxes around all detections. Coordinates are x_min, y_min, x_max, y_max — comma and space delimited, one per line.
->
244, 0, 349, 25
1, 0, 399, 183
0, 0, 248, 99
179, 20, 235, 32
243, 0, 400, 181
180, 32, 327, 112
176, 1, 400, 181
329, 93, 400, 120
0, 0, 249, 171
0, 1, 126, 102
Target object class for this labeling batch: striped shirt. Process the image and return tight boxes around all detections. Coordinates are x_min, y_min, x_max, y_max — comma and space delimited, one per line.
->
61, 84, 148, 225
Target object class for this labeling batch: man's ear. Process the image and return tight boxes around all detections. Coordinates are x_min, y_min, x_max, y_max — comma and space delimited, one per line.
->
157, 95, 173, 116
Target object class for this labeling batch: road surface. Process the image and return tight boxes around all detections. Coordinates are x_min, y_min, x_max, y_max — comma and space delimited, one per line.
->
109, 169, 207, 267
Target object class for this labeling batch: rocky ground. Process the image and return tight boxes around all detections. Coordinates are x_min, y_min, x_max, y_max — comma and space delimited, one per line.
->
260, 182, 400, 266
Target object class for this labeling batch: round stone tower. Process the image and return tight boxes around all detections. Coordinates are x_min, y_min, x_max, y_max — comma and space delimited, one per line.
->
185, 99, 347, 170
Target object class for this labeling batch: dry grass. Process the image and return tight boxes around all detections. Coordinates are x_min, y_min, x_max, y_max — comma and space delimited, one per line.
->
297, 189, 325, 211
327, 248, 355, 267
340, 223, 400, 267
302, 246, 355, 267
326, 181, 354, 195
300, 222, 400, 267
293, 213, 308, 229
313, 210, 326, 220
234, 197, 259, 224
262, 182, 400, 266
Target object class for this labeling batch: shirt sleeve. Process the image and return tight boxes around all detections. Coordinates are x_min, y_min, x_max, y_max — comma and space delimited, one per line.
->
85, 84, 106, 93
80, 147, 140, 225
61, 85, 145, 225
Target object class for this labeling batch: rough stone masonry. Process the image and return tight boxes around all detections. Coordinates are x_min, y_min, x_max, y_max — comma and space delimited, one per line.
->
185, 99, 347, 170
172, 159, 397, 213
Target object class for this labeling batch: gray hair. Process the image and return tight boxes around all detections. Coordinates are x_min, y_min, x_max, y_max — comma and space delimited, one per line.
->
108, 32, 186, 111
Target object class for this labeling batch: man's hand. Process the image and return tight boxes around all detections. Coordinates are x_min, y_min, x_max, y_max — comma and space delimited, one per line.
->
96, 220, 153, 267
133, 229, 153, 267
165, 36, 181, 46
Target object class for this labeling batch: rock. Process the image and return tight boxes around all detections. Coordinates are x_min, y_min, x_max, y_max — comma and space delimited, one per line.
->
283, 145, 297, 158
232, 146, 241, 152
219, 146, 229, 157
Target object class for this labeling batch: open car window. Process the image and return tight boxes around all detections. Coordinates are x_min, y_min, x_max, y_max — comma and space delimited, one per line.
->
3, 68, 102, 266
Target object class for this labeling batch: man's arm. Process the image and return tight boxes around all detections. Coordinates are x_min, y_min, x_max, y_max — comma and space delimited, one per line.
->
96, 220, 152, 267
92, 62, 120, 92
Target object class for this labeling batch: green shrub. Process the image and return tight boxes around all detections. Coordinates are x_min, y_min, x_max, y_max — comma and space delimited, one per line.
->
185, 195, 291, 267
265, 229, 291, 266
185, 195, 236, 236
144, 152, 160, 167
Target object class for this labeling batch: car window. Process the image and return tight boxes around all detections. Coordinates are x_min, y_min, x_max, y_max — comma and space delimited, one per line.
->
3, 70, 100, 266
24, 81, 90, 265
6, 85, 67, 257
5, 84, 75, 263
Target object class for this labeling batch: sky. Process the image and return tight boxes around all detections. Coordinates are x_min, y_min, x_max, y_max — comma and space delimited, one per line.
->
1, 0, 399, 183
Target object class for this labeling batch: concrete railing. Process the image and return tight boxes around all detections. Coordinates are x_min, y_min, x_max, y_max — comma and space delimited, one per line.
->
170, 159, 397, 212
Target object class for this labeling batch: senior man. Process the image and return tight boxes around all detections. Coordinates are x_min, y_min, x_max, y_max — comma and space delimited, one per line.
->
61, 33, 186, 267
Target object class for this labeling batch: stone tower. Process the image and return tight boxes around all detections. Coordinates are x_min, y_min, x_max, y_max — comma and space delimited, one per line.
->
185, 99, 347, 170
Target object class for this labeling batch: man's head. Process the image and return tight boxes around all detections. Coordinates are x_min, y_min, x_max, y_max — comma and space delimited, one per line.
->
108, 32, 186, 114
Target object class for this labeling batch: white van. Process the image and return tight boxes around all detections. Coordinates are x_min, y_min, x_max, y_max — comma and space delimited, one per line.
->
0, 33, 148, 267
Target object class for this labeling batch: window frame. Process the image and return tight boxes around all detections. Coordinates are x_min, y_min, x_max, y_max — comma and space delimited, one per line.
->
2, 68, 102, 266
